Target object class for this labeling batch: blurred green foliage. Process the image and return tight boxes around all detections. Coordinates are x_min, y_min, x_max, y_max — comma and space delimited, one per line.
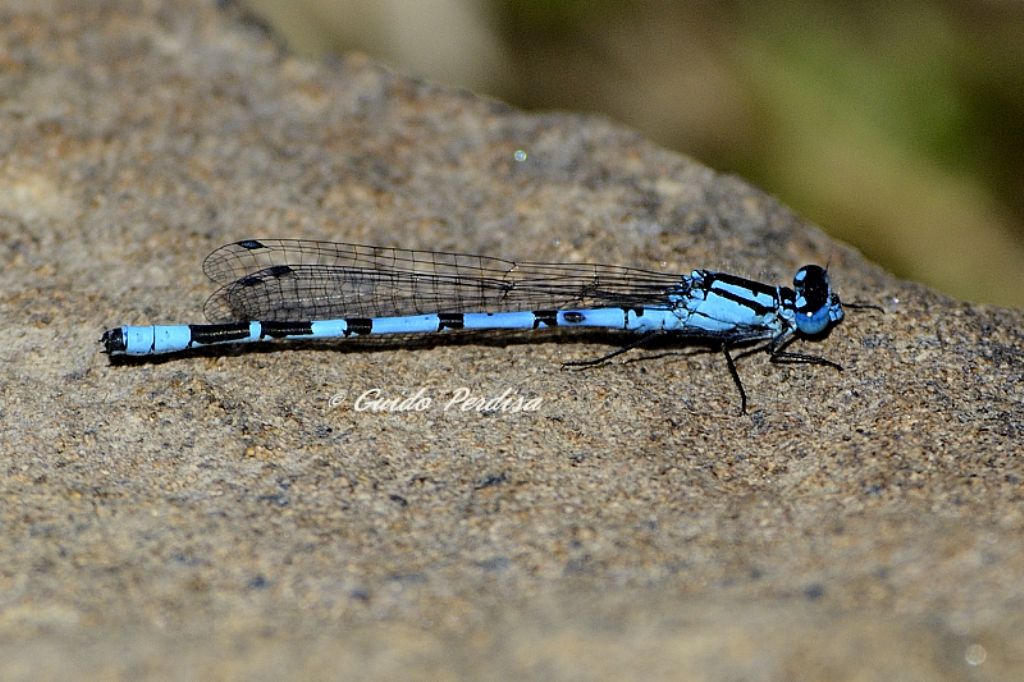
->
244, 0, 1024, 307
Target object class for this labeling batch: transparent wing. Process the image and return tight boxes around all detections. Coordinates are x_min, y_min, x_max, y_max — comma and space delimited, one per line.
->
203, 239, 686, 322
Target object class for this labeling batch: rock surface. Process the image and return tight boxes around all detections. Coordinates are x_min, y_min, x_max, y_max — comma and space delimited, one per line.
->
0, 1, 1021, 679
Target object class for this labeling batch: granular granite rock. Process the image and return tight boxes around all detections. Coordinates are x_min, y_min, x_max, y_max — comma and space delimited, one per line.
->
0, 1, 1020, 680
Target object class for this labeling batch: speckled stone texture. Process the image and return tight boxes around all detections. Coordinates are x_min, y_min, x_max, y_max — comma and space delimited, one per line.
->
1, 1, 1021, 680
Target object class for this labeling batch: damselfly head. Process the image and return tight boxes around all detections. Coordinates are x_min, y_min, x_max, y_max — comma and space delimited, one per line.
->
792, 265, 843, 335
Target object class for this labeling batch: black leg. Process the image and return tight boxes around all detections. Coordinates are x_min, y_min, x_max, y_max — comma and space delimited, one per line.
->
722, 344, 748, 415
766, 334, 843, 371
562, 331, 662, 369
734, 333, 844, 372
726, 335, 843, 414
768, 349, 843, 371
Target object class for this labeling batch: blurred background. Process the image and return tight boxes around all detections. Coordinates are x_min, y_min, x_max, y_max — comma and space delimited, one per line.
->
241, 0, 1024, 307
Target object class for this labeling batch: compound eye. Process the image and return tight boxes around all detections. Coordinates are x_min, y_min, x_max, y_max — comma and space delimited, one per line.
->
793, 265, 833, 335
793, 265, 829, 314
